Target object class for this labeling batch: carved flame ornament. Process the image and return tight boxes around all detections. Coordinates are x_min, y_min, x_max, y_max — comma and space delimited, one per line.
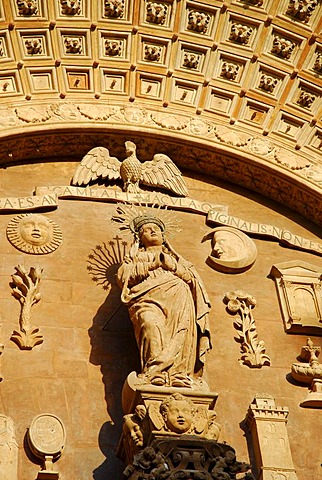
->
10, 265, 43, 350
224, 291, 271, 368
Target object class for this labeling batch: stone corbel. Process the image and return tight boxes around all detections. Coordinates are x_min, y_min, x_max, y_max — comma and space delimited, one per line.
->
291, 337, 322, 408
10, 265, 43, 350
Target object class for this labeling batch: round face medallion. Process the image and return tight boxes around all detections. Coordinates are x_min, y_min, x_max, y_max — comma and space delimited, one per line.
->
28, 414, 66, 458
6, 214, 62, 254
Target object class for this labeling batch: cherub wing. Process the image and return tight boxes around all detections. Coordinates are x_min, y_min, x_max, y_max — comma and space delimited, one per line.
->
72, 146, 122, 186
148, 404, 164, 431
140, 153, 189, 197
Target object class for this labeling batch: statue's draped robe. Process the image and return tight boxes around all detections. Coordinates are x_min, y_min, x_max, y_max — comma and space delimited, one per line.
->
117, 249, 211, 381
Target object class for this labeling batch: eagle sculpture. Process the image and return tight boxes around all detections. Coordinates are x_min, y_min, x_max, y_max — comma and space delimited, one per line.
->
72, 141, 189, 197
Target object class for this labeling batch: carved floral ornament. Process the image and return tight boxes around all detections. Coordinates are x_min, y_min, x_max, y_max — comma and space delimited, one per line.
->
286, 0, 319, 23
17, 0, 38, 16
10, 264, 43, 350
224, 291, 271, 368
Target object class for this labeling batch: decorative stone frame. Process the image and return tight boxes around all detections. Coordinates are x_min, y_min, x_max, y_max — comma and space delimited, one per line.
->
270, 261, 322, 334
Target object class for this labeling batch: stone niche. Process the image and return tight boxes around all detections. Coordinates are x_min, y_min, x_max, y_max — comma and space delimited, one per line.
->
270, 261, 322, 335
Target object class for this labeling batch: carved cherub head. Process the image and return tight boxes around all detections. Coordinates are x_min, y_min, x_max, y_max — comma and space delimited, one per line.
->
160, 393, 195, 434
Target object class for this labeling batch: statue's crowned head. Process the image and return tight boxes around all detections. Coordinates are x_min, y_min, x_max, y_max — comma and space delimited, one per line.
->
131, 215, 165, 235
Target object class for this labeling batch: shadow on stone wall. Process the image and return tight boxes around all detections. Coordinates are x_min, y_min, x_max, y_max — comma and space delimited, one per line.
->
88, 275, 140, 479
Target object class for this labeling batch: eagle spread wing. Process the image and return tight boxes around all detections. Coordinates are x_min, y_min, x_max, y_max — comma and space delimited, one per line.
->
140, 153, 189, 197
72, 146, 122, 186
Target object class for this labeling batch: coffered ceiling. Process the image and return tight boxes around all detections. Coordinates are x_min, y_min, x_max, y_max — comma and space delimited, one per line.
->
0, 0, 322, 226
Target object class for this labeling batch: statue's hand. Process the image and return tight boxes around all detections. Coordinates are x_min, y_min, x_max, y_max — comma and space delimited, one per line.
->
148, 254, 162, 271
160, 253, 177, 272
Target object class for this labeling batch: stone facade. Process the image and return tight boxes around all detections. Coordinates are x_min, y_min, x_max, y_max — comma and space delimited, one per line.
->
0, 147, 321, 479
0, 1, 321, 479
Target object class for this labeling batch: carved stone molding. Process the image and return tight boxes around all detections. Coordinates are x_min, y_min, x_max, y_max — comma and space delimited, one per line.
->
0, 415, 18, 480
10, 264, 44, 350
0, 103, 320, 230
28, 414, 66, 479
270, 261, 322, 334
291, 338, 322, 407
244, 396, 298, 480
224, 291, 271, 368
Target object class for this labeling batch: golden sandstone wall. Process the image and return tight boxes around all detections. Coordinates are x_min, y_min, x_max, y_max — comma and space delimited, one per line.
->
0, 147, 321, 480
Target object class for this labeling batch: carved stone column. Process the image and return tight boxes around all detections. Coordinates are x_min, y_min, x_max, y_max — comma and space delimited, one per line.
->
244, 396, 298, 480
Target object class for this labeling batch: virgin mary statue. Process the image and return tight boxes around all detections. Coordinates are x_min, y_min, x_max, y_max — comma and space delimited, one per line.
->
115, 207, 211, 389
